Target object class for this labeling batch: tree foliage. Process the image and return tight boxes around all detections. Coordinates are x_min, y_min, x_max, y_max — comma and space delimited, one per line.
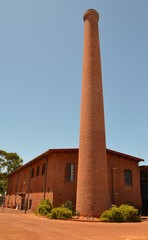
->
0, 150, 23, 195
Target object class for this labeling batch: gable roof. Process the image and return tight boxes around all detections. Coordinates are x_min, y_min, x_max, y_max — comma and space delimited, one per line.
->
7, 148, 144, 177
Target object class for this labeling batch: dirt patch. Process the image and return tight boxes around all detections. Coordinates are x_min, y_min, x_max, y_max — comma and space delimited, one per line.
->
0, 209, 148, 240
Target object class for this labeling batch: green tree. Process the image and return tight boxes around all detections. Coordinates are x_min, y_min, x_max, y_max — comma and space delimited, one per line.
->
0, 150, 23, 195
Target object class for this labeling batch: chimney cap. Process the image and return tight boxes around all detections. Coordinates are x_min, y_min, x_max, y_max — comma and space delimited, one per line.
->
83, 9, 99, 22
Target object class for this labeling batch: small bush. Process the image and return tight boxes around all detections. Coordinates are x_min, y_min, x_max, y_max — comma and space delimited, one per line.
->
47, 207, 72, 220
62, 200, 74, 212
119, 204, 140, 222
100, 204, 140, 222
100, 206, 123, 222
36, 199, 52, 216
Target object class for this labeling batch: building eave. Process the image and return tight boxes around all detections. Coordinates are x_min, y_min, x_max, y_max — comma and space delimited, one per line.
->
7, 147, 144, 177
7, 148, 79, 177
107, 148, 144, 162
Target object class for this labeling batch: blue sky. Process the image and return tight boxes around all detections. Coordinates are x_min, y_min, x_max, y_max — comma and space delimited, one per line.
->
0, 0, 148, 165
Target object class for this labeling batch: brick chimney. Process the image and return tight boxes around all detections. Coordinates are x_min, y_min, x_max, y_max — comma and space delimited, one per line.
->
76, 9, 111, 217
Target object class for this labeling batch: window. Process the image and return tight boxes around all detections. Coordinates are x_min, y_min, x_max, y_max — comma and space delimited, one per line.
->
65, 163, 75, 182
36, 166, 40, 177
124, 169, 132, 187
42, 163, 46, 175
31, 168, 34, 178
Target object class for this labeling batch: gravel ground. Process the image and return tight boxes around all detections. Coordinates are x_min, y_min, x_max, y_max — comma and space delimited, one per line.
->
0, 208, 148, 240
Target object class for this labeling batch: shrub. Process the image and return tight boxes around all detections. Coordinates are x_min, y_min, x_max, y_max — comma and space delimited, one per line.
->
36, 199, 52, 216
47, 207, 72, 220
62, 200, 74, 212
100, 206, 123, 222
100, 204, 140, 222
119, 204, 140, 222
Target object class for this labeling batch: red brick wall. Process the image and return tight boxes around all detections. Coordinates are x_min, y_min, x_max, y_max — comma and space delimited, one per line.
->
107, 152, 141, 209
51, 151, 77, 208
6, 150, 78, 211
5, 149, 142, 212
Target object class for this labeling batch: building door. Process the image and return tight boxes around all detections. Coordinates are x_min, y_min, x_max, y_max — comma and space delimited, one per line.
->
21, 198, 25, 210
141, 179, 148, 215
29, 199, 32, 210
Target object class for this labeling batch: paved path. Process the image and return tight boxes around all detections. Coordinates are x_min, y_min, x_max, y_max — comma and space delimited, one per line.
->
0, 210, 148, 240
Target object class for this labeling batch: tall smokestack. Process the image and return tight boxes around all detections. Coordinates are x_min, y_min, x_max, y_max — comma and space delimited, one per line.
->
76, 9, 111, 217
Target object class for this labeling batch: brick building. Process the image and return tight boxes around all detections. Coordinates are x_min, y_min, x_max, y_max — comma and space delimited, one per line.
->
5, 148, 143, 213
5, 9, 145, 216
